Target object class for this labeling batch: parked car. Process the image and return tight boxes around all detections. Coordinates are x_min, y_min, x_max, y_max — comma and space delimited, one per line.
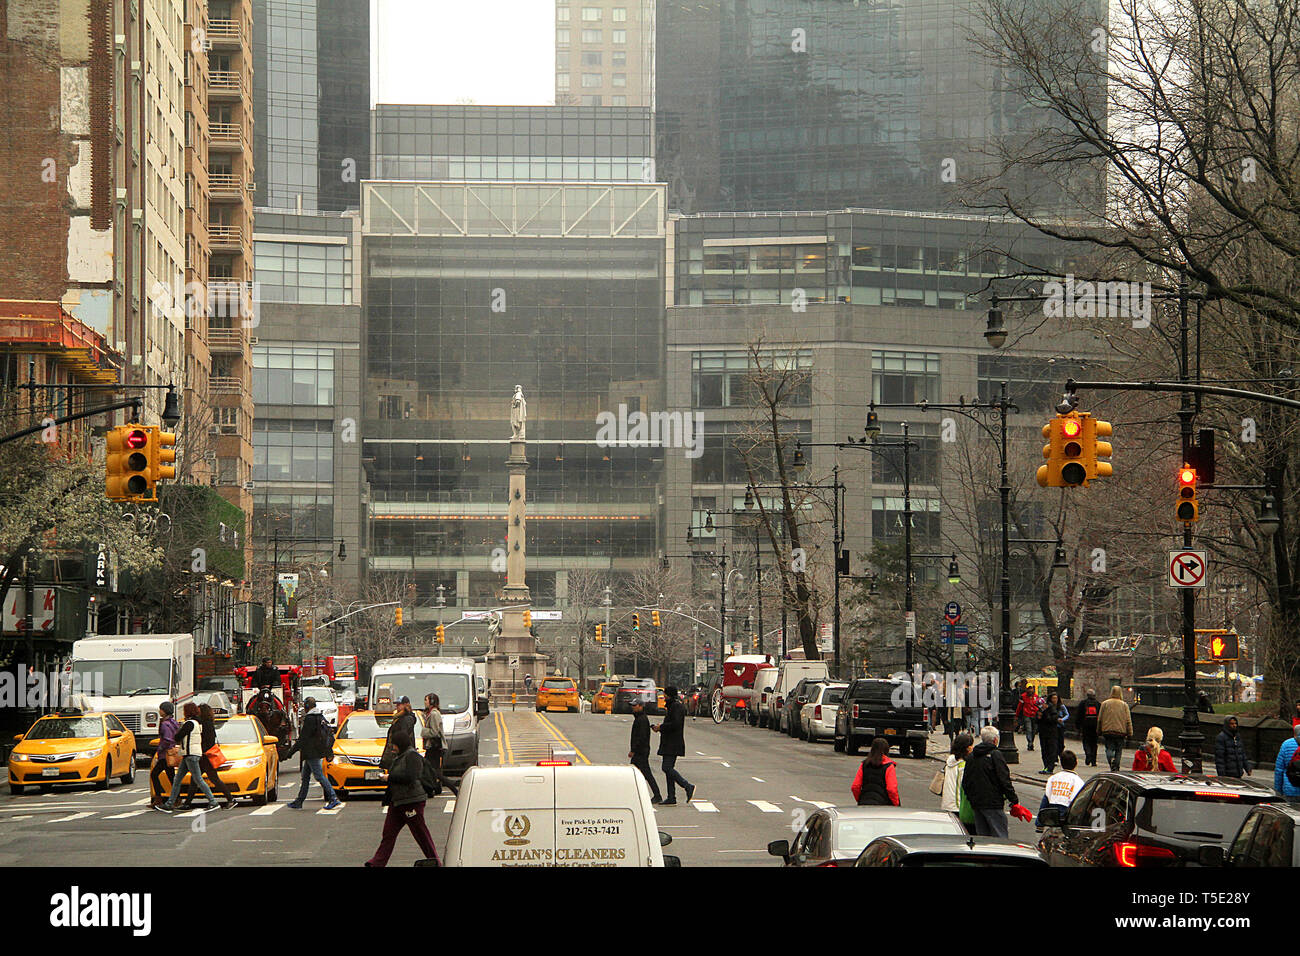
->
613, 678, 659, 715
765, 659, 830, 732
753, 666, 778, 728
834, 677, 928, 757
801, 682, 848, 742
855, 834, 1049, 867
1202, 801, 1300, 867
1036, 771, 1278, 867
783, 677, 828, 737
768, 806, 965, 867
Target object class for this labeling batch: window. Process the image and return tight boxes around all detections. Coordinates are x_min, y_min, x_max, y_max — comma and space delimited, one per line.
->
612, 28, 626, 43
1067, 779, 1110, 828
872, 350, 940, 404
581, 29, 602, 42
613, 6, 627, 20
871, 425, 940, 484
581, 51, 603, 66
692, 349, 813, 408
557, 74, 571, 92
978, 356, 1089, 408
871, 497, 941, 542
557, 6, 570, 20
581, 73, 602, 88
253, 419, 335, 482
1229, 813, 1261, 865
556, 28, 570, 44
612, 95, 626, 106
612, 73, 626, 87
612, 50, 627, 67
252, 346, 334, 406
581, 6, 601, 19
581, 95, 602, 106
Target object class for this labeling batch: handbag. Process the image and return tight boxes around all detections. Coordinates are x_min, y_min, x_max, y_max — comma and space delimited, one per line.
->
929, 769, 946, 796
957, 779, 975, 825
204, 743, 226, 767
164, 745, 183, 769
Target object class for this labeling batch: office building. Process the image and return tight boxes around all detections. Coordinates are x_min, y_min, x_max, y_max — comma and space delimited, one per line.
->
556, 1, 654, 108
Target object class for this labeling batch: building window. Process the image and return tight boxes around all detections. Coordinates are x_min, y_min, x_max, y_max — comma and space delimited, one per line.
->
556, 28, 570, 45
872, 350, 940, 404
978, 355, 1089, 409
692, 349, 813, 408
582, 73, 602, 87
581, 29, 602, 42
612, 95, 627, 106
581, 95, 603, 106
871, 424, 941, 485
612, 6, 627, 20
252, 346, 335, 406
612, 73, 626, 87
581, 51, 603, 66
557, 6, 570, 21
612, 50, 627, 67
254, 493, 334, 542
253, 419, 335, 483
871, 496, 941, 540
581, 6, 601, 19
612, 29, 626, 43
557, 73, 571, 92
694, 421, 810, 484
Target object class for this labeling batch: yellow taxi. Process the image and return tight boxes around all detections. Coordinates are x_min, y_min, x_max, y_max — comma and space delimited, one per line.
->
8, 711, 136, 794
325, 710, 426, 798
149, 715, 281, 805
535, 677, 580, 713
657, 688, 667, 712
592, 681, 620, 714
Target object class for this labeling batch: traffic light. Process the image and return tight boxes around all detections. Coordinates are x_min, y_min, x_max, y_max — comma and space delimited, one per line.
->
1177, 464, 1199, 523
436, 624, 445, 644
105, 424, 152, 501
395, 606, 403, 626
303, 620, 313, 642
522, 608, 532, 628
595, 624, 603, 642
154, 428, 177, 488
1208, 632, 1240, 662
632, 613, 640, 630
1038, 412, 1088, 487
1089, 417, 1113, 481
652, 610, 661, 628
751, 633, 758, 649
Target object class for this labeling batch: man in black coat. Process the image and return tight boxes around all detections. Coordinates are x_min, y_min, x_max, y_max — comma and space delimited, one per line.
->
251, 658, 279, 691
1214, 716, 1252, 779
652, 686, 696, 806
628, 700, 662, 803
961, 725, 1018, 837
382, 697, 417, 769
1075, 689, 1103, 767
286, 696, 340, 809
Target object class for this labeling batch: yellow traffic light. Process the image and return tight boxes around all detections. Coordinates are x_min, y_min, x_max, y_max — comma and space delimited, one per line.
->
751, 633, 758, 649
632, 613, 640, 630
522, 608, 532, 628
303, 620, 313, 641
595, 624, 603, 642
106, 424, 153, 501
1089, 418, 1113, 481
154, 429, 177, 487
652, 610, 661, 628
1037, 412, 1093, 487
395, 606, 403, 626
1177, 464, 1199, 523
436, 624, 445, 644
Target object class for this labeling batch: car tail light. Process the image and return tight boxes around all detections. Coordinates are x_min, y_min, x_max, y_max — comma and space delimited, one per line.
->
1192, 790, 1239, 798
816, 861, 839, 868
853, 703, 860, 719
922, 707, 929, 724
814, 705, 822, 720
1113, 842, 1177, 867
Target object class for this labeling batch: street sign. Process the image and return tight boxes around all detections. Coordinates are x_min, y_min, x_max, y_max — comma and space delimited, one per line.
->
508, 656, 519, 668
905, 611, 916, 644
953, 625, 969, 646
1168, 550, 1208, 588
944, 601, 962, 623
940, 623, 953, 645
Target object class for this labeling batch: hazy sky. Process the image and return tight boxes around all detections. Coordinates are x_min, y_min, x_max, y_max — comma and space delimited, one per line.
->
372, 0, 555, 106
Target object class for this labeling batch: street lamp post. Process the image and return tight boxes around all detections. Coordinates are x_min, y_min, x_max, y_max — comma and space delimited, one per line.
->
603, 586, 612, 679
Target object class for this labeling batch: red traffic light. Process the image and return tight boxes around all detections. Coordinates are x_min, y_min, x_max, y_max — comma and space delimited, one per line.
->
1061, 419, 1082, 439
1179, 466, 1196, 486
125, 428, 148, 449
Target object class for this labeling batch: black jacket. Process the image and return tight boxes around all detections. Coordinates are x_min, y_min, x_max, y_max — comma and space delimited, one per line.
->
251, 665, 279, 689
961, 741, 1018, 810
198, 716, 218, 751
1075, 695, 1102, 730
630, 711, 652, 758
657, 699, 686, 757
383, 748, 426, 808
288, 711, 333, 761
1214, 728, 1251, 777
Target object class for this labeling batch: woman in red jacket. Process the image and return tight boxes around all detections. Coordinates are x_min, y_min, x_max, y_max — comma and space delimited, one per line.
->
1132, 726, 1177, 772
851, 738, 900, 806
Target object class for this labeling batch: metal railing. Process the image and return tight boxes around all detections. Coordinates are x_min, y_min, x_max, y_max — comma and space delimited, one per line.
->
206, 19, 242, 43
208, 71, 243, 95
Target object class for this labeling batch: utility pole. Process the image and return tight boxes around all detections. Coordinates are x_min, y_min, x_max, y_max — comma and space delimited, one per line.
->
603, 585, 612, 679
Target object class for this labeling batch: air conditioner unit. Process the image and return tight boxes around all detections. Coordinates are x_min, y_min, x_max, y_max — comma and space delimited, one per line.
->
243, 481, 255, 491
249, 336, 258, 345
208, 425, 220, 434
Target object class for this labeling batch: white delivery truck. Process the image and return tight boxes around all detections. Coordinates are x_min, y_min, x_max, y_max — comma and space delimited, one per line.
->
369, 657, 489, 774
70, 634, 194, 764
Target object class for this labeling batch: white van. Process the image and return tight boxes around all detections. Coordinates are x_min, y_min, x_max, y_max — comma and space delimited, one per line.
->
765, 659, 831, 732
443, 764, 677, 867
754, 665, 779, 728
369, 657, 490, 774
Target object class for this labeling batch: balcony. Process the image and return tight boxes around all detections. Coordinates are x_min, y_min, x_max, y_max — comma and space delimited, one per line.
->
207, 325, 249, 353
208, 224, 244, 250
208, 172, 247, 200
210, 376, 248, 395
210, 122, 244, 150
208, 71, 243, 98
207, 19, 243, 47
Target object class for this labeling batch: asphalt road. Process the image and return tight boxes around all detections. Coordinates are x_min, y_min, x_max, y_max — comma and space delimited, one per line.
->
0, 708, 1041, 867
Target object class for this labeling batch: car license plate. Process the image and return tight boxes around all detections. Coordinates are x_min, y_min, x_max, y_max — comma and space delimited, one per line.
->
364, 769, 382, 781
42, 767, 59, 777
884, 728, 897, 737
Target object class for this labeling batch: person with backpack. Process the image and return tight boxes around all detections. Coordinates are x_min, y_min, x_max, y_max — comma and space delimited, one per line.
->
851, 737, 900, 806
1274, 724, 1300, 800
365, 727, 440, 867
1098, 686, 1134, 771
1215, 717, 1252, 779
421, 693, 456, 797
1075, 688, 1103, 767
940, 732, 974, 831
176, 702, 237, 810
286, 697, 341, 810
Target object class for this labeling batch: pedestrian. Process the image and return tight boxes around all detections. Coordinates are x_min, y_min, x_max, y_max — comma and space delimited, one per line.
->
1132, 726, 1177, 772
941, 732, 973, 818
961, 725, 1019, 838
382, 696, 417, 770
421, 693, 456, 797
149, 700, 180, 806
1017, 684, 1041, 752
177, 702, 237, 810
1214, 716, 1252, 779
364, 727, 440, 867
651, 686, 696, 805
947, 681, 966, 739
1075, 688, 1102, 767
1098, 686, 1133, 771
1273, 724, 1300, 800
1197, 691, 1215, 714
286, 696, 341, 810
156, 702, 219, 812
1291, 701, 1300, 729
1041, 750, 1085, 817
1037, 693, 1067, 774
628, 699, 663, 804
851, 737, 900, 806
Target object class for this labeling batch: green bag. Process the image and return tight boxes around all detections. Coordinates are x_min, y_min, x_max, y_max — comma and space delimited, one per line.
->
957, 766, 975, 825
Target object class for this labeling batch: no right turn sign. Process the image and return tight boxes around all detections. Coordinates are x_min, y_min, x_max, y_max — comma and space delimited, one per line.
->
1168, 550, 1208, 588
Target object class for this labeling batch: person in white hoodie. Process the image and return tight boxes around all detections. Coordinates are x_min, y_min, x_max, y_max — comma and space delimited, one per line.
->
941, 732, 974, 821
1039, 749, 1085, 823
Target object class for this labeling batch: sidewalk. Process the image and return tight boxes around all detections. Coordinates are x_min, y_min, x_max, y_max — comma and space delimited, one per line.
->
925, 727, 1118, 790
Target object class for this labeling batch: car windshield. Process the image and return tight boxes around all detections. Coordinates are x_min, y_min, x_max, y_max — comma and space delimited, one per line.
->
215, 720, 262, 744
600, 684, 618, 693
542, 680, 573, 689
621, 680, 654, 690
371, 673, 472, 714
71, 659, 171, 697
333, 680, 357, 695
27, 717, 104, 739
837, 818, 964, 856
1141, 794, 1264, 841
306, 688, 337, 702
339, 714, 420, 740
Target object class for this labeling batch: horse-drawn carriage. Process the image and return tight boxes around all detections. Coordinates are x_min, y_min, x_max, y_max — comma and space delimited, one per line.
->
234, 664, 301, 760
709, 654, 774, 723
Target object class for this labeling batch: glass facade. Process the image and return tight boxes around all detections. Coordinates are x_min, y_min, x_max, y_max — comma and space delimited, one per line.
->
371, 106, 653, 182
253, 239, 352, 304
252, 345, 335, 405
655, 0, 1105, 214
253, 419, 335, 482
977, 355, 1091, 410
692, 348, 812, 407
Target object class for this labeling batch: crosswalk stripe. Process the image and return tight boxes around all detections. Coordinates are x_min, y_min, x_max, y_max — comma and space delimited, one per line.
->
10, 815, 33, 821
317, 806, 343, 815
105, 810, 148, 819
250, 804, 283, 816
807, 800, 834, 809
46, 812, 96, 823
748, 800, 782, 813
443, 799, 456, 813
692, 801, 718, 812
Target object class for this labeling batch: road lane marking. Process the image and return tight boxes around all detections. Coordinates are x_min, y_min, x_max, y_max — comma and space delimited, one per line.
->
748, 800, 782, 813
250, 804, 283, 816
534, 713, 591, 765
9, 815, 32, 821
317, 806, 343, 815
721, 761, 731, 767
692, 801, 718, 812
104, 810, 148, 819
695, 751, 705, 755
790, 795, 835, 809
752, 777, 765, 782
444, 799, 456, 813
45, 811, 95, 823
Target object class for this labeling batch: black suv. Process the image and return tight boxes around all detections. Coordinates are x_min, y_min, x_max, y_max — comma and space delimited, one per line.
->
1202, 801, 1300, 867
833, 678, 928, 757
1037, 771, 1277, 867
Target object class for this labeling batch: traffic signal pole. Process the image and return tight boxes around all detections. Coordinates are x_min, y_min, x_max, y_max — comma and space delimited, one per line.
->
1176, 276, 1204, 774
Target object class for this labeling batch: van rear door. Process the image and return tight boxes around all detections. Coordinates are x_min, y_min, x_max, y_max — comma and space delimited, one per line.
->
460, 769, 556, 866
553, 768, 654, 867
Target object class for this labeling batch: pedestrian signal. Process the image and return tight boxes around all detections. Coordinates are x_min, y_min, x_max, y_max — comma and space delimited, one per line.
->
1209, 633, 1239, 662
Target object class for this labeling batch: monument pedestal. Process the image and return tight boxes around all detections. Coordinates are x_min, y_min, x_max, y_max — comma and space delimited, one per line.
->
486, 606, 548, 707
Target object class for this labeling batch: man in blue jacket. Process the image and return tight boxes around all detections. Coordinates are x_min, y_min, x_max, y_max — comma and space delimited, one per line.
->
1275, 725, 1300, 799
